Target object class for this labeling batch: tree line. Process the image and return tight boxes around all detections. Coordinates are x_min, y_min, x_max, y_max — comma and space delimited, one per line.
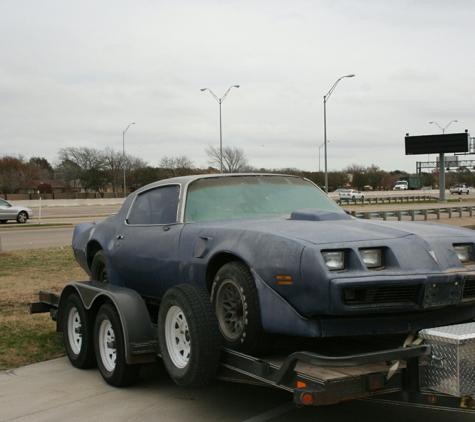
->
0, 146, 473, 195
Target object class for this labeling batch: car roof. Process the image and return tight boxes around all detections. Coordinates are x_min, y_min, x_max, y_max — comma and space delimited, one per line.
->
133, 173, 309, 195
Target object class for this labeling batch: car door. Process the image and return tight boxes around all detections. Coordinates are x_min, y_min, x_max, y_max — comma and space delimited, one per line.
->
107, 184, 183, 299
0, 199, 15, 220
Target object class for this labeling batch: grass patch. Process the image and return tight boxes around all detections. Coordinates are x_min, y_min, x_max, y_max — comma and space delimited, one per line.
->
0, 247, 87, 370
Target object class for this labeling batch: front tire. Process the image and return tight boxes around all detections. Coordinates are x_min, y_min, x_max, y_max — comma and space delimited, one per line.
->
94, 303, 141, 387
62, 293, 96, 369
211, 261, 273, 356
158, 284, 221, 388
91, 250, 109, 283
16, 211, 28, 223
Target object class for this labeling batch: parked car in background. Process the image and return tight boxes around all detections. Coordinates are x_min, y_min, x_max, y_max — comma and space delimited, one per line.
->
339, 189, 364, 201
450, 184, 470, 195
0, 198, 34, 223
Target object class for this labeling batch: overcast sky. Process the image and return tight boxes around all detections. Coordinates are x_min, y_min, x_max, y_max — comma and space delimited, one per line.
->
1, 0, 474, 173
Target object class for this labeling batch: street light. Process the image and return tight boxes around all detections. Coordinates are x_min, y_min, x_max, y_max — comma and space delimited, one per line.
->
323, 74, 355, 193
201, 85, 240, 173
429, 120, 458, 202
123, 122, 135, 197
430, 120, 457, 134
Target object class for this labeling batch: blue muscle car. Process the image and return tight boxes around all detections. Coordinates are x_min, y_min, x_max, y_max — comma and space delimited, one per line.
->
72, 174, 475, 356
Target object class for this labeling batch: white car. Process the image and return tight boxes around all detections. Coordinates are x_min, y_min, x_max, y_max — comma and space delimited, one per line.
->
339, 189, 364, 201
0, 198, 34, 223
450, 184, 470, 195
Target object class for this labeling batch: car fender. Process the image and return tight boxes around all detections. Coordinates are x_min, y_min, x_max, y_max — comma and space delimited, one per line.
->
251, 269, 322, 337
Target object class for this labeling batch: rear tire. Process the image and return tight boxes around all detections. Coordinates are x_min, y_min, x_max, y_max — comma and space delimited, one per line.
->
158, 284, 220, 388
94, 303, 141, 387
62, 293, 96, 369
91, 250, 109, 283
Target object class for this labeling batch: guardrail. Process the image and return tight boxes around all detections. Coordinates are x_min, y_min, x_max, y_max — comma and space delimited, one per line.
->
350, 206, 474, 223
337, 195, 436, 205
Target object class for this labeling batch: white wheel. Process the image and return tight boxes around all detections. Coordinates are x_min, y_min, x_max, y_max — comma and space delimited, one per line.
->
98, 318, 116, 372
94, 303, 140, 387
164, 305, 190, 369
158, 284, 221, 387
67, 306, 82, 355
62, 293, 95, 369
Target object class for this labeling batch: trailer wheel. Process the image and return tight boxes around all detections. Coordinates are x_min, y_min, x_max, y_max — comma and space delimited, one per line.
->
62, 293, 96, 369
91, 250, 109, 283
158, 284, 220, 388
94, 303, 141, 387
211, 261, 274, 356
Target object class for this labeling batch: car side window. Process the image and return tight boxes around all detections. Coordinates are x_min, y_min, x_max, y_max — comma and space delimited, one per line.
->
0, 199, 10, 207
127, 185, 180, 225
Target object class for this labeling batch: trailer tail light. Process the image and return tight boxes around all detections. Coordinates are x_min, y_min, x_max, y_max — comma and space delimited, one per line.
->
300, 392, 315, 405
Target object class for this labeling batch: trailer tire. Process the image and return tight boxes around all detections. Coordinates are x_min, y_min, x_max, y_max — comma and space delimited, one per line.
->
211, 261, 274, 356
62, 293, 96, 369
91, 250, 109, 283
158, 284, 220, 388
94, 303, 141, 387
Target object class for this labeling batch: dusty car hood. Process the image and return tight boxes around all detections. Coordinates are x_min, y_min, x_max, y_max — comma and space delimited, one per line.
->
191, 210, 472, 246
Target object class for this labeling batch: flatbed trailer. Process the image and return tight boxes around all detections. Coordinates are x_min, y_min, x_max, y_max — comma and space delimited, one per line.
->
30, 281, 475, 412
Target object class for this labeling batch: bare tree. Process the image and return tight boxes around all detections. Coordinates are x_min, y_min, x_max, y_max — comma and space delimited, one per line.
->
206, 145, 249, 173
159, 156, 194, 178
102, 147, 126, 193
57, 147, 105, 193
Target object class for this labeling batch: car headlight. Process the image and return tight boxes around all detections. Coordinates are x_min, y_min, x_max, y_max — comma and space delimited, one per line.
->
322, 250, 346, 271
454, 244, 474, 264
359, 248, 383, 269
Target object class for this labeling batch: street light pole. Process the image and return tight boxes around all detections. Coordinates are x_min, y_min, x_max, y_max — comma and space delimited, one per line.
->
318, 141, 325, 173
429, 120, 457, 202
201, 85, 240, 173
323, 74, 355, 193
123, 122, 135, 198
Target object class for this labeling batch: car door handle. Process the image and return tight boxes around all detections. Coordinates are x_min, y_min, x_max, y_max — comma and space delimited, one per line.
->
117, 235, 124, 240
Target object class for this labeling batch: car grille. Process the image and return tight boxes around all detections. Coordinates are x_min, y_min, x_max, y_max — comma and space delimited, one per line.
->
343, 284, 421, 307
462, 278, 475, 301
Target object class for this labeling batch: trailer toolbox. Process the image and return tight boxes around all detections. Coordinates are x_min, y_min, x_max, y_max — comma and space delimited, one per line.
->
419, 322, 475, 396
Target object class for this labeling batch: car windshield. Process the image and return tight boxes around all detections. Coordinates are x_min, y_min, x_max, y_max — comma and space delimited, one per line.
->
184, 175, 343, 222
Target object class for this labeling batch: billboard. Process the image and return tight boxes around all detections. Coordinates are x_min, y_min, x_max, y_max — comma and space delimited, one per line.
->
405, 132, 470, 155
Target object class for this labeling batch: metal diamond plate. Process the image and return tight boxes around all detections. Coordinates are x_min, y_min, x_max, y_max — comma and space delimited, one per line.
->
419, 323, 475, 396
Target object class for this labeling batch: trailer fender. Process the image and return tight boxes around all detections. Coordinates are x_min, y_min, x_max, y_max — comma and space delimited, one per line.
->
58, 281, 158, 364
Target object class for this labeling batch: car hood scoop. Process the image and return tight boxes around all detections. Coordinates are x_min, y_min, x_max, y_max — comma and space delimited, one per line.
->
291, 209, 353, 222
